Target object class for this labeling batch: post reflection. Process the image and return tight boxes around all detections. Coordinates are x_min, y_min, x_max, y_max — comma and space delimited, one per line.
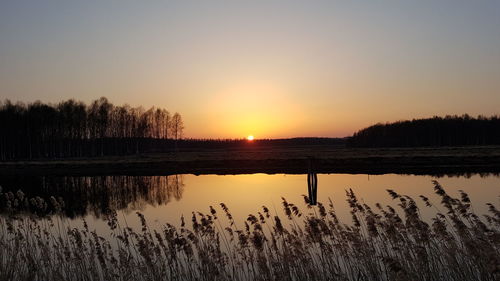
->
307, 157, 318, 205
307, 173, 318, 205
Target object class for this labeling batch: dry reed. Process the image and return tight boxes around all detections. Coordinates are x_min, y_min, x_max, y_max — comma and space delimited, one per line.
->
0, 181, 499, 281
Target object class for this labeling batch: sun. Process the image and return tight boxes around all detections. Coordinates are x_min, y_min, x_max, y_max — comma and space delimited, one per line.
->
247, 135, 254, 141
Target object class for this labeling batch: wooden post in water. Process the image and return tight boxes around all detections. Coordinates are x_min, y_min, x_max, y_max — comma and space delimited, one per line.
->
307, 157, 318, 205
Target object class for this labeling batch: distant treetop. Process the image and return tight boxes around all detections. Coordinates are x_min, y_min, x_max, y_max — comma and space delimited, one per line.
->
347, 114, 500, 147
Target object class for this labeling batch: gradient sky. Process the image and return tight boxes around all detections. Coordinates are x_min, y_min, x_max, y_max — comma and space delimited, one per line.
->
1, 1, 499, 138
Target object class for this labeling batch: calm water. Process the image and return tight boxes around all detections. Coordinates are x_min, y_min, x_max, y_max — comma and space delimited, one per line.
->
1, 173, 499, 233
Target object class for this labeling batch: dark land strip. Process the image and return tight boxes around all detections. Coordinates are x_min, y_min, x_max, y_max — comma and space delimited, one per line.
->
1, 145, 500, 176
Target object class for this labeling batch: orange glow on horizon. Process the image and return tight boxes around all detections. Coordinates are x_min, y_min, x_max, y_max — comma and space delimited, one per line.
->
197, 79, 307, 139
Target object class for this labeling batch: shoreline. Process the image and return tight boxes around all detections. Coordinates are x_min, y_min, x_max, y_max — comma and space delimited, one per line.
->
1, 145, 500, 176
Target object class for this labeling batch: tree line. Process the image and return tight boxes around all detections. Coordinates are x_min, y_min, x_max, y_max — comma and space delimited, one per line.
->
170, 137, 346, 150
347, 114, 500, 147
0, 97, 184, 160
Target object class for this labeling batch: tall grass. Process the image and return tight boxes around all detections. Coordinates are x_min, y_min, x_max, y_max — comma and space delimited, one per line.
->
0, 181, 499, 281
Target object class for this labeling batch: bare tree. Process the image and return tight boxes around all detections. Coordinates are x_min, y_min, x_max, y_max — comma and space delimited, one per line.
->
171, 112, 184, 140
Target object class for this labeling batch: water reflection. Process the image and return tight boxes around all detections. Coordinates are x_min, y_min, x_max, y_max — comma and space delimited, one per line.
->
307, 173, 318, 205
0, 172, 499, 223
0, 175, 184, 218
306, 157, 318, 205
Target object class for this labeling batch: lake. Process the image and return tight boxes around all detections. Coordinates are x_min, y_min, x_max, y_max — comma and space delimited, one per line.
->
1, 173, 498, 233
1, 172, 499, 281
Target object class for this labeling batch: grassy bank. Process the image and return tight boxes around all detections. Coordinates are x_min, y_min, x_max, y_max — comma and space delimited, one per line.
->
1, 145, 500, 176
0, 181, 499, 280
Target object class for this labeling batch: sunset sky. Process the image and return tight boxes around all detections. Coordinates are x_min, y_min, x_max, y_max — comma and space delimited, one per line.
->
1, 1, 499, 139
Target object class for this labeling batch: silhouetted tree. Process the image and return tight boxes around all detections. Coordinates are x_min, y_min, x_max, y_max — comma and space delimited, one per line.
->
171, 112, 184, 140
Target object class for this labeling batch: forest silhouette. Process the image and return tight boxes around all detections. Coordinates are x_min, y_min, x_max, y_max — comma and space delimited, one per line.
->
0, 97, 183, 160
348, 115, 500, 147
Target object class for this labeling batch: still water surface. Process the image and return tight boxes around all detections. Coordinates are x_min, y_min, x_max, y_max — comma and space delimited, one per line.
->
1, 173, 499, 233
